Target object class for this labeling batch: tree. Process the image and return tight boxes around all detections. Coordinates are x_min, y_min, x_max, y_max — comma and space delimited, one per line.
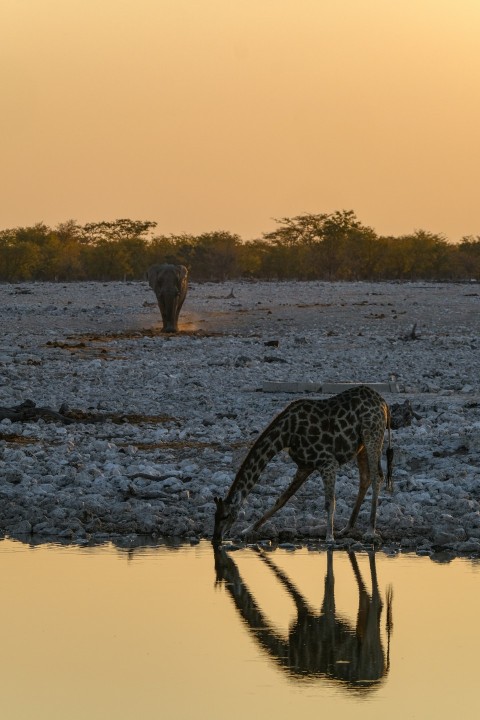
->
147, 233, 195, 269
237, 239, 269, 277
262, 213, 329, 278
262, 210, 377, 279
0, 224, 50, 280
189, 232, 241, 281
51, 221, 84, 280
456, 236, 480, 279
379, 231, 450, 280
80, 219, 157, 245
78, 219, 157, 279
0, 228, 40, 280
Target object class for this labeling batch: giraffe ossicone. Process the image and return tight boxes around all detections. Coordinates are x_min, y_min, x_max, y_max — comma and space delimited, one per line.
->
212, 385, 393, 545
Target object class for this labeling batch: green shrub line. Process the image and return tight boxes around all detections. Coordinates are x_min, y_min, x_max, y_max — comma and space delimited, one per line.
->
1, 211, 479, 282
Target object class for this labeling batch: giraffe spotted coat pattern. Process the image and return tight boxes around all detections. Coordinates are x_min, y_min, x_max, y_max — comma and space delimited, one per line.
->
213, 385, 393, 544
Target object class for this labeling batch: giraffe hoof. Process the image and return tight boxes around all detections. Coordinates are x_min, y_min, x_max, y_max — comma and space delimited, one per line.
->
363, 530, 382, 545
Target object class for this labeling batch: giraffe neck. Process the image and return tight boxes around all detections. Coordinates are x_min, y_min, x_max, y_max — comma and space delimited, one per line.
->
226, 419, 288, 509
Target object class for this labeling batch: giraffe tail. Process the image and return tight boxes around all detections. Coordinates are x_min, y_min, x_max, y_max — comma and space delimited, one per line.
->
385, 584, 394, 672
386, 406, 394, 492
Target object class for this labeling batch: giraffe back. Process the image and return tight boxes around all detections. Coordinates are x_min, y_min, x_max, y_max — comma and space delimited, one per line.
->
278, 385, 388, 468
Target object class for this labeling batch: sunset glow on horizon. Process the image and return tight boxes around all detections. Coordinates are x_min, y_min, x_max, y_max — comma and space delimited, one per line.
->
2, 0, 480, 241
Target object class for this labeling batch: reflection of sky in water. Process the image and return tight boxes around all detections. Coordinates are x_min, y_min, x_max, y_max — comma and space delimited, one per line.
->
0, 540, 478, 720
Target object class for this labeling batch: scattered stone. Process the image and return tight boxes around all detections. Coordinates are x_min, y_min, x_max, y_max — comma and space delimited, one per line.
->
0, 279, 479, 557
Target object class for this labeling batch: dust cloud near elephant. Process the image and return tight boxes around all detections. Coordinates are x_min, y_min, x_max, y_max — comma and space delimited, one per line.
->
147, 263, 188, 332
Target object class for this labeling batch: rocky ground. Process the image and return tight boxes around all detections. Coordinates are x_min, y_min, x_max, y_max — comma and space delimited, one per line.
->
0, 279, 479, 556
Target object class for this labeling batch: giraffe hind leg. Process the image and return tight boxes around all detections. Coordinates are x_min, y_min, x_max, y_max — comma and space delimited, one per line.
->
241, 466, 314, 538
338, 447, 371, 537
363, 430, 384, 542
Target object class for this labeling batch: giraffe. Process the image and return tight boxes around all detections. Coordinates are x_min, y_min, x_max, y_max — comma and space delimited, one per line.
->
213, 385, 393, 544
213, 546, 393, 691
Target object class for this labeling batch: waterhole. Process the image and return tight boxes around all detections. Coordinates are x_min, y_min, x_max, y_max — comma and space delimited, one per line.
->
0, 539, 478, 720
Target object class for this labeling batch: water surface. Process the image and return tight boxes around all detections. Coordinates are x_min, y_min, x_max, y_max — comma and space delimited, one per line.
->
0, 539, 478, 719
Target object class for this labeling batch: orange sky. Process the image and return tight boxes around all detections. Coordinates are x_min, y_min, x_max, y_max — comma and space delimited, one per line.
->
1, 0, 480, 241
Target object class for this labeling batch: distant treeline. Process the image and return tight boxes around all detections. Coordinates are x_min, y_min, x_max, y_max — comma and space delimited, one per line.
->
1, 211, 479, 282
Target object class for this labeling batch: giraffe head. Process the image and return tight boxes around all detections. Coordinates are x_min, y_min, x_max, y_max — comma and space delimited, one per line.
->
212, 496, 235, 545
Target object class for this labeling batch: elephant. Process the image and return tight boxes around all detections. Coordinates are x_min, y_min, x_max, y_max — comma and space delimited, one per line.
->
147, 263, 188, 333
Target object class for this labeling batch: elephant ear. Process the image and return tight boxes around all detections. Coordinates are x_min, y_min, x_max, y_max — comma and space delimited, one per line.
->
176, 265, 188, 282
147, 264, 161, 287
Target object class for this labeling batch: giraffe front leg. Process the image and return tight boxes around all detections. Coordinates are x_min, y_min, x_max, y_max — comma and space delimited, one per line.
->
322, 465, 337, 544
241, 466, 313, 539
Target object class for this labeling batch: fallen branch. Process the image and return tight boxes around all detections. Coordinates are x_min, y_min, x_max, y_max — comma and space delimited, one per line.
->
402, 322, 419, 341
0, 400, 176, 425
0, 400, 74, 424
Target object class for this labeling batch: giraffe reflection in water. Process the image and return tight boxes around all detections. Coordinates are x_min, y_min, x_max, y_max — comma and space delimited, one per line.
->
214, 548, 393, 692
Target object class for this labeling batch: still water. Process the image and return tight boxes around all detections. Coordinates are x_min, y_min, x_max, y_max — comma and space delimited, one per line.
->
0, 539, 478, 720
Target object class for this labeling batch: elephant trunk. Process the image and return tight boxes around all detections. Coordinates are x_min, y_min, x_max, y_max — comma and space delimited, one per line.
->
158, 291, 180, 332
